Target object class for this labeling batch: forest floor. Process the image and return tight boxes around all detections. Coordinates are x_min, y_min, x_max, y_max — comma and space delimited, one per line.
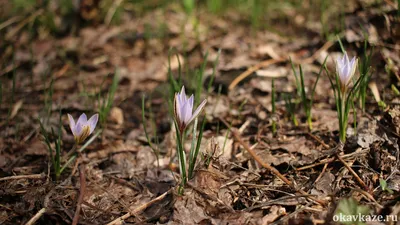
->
1, 1, 400, 224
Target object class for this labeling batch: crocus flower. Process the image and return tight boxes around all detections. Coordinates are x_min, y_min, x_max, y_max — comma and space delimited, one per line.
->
336, 52, 358, 93
68, 113, 98, 144
174, 86, 207, 132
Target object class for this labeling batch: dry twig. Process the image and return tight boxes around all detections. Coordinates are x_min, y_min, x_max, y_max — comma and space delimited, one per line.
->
228, 58, 285, 90
314, 162, 329, 184
0, 173, 45, 182
228, 40, 334, 91
25, 208, 47, 225
296, 150, 362, 171
221, 118, 326, 206
106, 188, 172, 225
336, 154, 369, 192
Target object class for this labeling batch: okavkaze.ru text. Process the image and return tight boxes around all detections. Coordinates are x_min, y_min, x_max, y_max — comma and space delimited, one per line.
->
333, 213, 398, 222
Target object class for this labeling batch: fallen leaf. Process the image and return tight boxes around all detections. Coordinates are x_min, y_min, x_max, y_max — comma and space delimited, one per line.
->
109, 107, 124, 125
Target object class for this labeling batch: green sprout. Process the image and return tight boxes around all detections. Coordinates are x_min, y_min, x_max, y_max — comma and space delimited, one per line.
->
290, 56, 327, 130
283, 93, 298, 126
44, 79, 54, 124
358, 40, 373, 113
39, 116, 62, 180
379, 178, 394, 194
379, 179, 393, 194
391, 84, 400, 96
141, 95, 160, 169
334, 198, 370, 225
98, 68, 119, 128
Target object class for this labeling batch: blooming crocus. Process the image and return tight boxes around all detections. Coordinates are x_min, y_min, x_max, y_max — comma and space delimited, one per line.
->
174, 86, 207, 132
68, 113, 98, 144
336, 52, 358, 93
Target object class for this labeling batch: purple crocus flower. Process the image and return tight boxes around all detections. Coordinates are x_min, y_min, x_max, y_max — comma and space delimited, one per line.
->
68, 113, 98, 144
336, 52, 358, 92
174, 86, 207, 132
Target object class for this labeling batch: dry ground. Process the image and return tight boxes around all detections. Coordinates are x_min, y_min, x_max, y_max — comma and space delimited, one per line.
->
1, 1, 400, 224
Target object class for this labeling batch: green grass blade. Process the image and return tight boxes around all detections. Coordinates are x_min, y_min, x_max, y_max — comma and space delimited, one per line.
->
195, 51, 208, 106
141, 95, 159, 168
207, 49, 221, 94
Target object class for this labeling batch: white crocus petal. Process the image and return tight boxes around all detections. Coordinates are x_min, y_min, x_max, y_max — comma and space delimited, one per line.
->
342, 65, 350, 83
343, 53, 349, 64
179, 86, 186, 103
180, 101, 188, 125
174, 93, 181, 123
184, 95, 194, 123
187, 99, 207, 126
87, 114, 99, 134
336, 52, 357, 90
350, 57, 357, 76
75, 121, 84, 136
68, 114, 76, 135
174, 86, 207, 131
76, 113, 87, 126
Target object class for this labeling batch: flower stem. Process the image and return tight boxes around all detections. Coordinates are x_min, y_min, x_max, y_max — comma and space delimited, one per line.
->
307, 116, 312, 130
339, 95, 346, 143
176, 127, 187, 195
63, 144, 77, 161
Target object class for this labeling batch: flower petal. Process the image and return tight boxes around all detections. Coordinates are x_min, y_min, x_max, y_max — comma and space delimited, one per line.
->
343, 53, 348, 62
75, 121, 83, 136
174, 93, 181, 125
350, 57, 357, 78
350, 57, 357, 70
336, 56, 343, 68
187, 99, 207, 126
336, 52, 358, 89
87, 114, 99, 134
67, 114, 76, 135
179, 86, 186, 103
339, 54, 345, 66
185, 95, 194, 122
180, 100, 189, 125
342, 64, 350, 79
77, 113, 88, 126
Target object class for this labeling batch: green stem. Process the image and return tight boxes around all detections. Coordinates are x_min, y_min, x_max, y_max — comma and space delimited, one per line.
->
175, 125, 187, 195
339, 95, 346, 143
293, 115, 298, 126
188, 119, 198, 179
307, 116, 312, 130
60, 154, 76, 175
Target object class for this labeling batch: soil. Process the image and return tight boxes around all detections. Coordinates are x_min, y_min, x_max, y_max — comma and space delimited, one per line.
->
1, 1, 400, 224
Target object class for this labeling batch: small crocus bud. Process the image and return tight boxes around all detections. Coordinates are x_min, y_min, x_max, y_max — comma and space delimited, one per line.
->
68, 113, 98, 144
174, 86, 207, 132
336, 52, 358, 93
